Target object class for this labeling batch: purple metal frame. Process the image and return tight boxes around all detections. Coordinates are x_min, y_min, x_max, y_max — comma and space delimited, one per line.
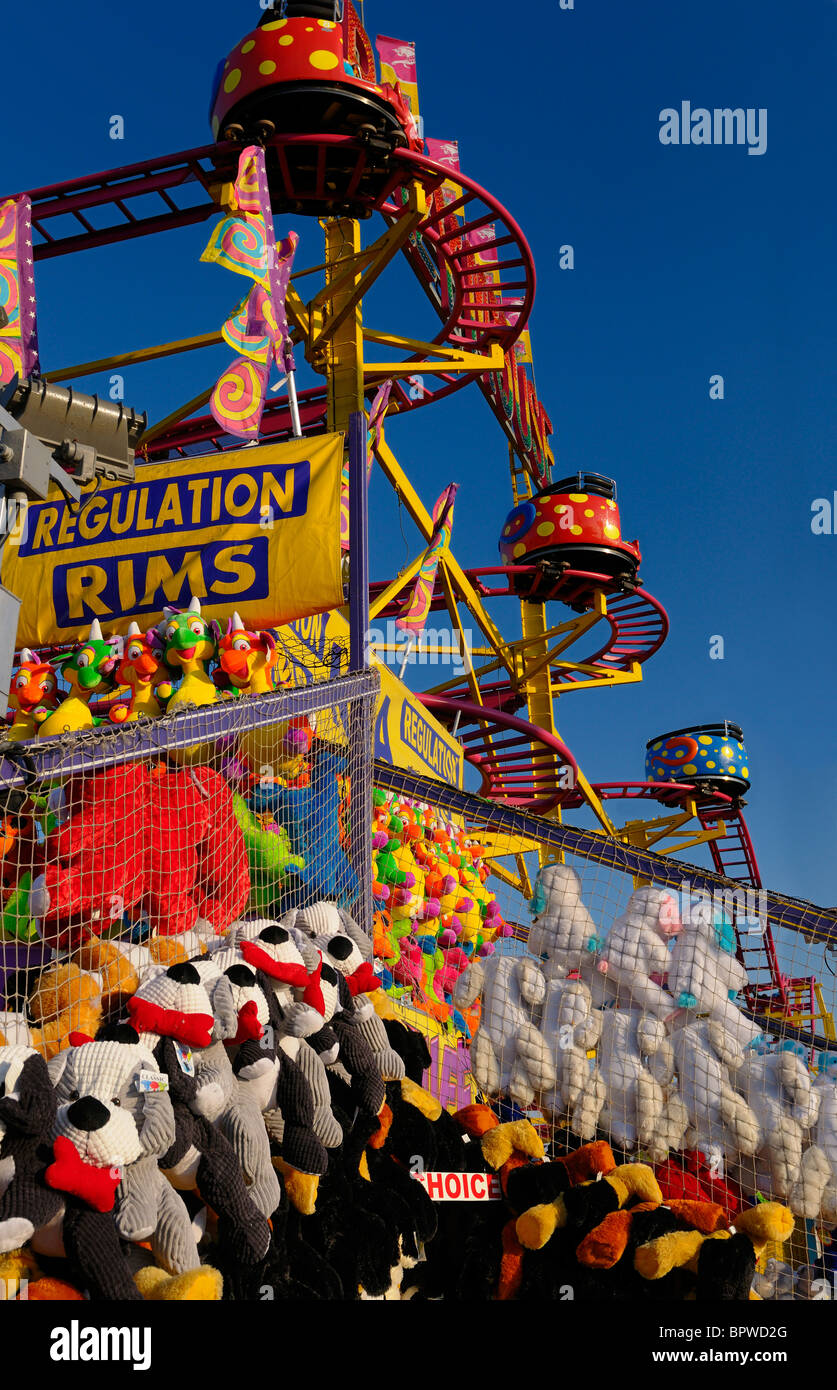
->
0, 673, 378, 786
346, 411, 374, 934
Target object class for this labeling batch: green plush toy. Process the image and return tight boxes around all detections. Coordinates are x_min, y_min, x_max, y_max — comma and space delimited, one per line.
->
1, 872, 38, 941
232, 794, 306, 914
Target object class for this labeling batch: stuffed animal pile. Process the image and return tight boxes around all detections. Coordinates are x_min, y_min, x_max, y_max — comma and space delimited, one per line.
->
370, 789, 511, 1040
0, 900, 413, 1300
454, 865, 837, 1263
0, 887, 811, 1302
2, 601, 313, 777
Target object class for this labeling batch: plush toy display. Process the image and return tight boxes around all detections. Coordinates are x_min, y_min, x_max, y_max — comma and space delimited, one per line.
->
526, 864, 604, 985
369, 790, 509, 1039
250, 749, 359, 906
0, 1047, 65, 1255
48, 1035, 203, 1276
37, 622, 121, 739
4, 652, 59, 742
233, 794, 306, 915
668, 1017, 760, 1174
214, 613, 306, 780
536, 976, 605, 1139
598, 886, 681, 1017
453, 952, 555, 1106
667, 903, 761, 1051
127, 962, 275, 1266
108, 623, 173, 723
731, 1040, 820, 1203
0, 590, 828, 1303
30, 762, 249, 948
790, 1053, 837, 1221
596, 1008, 688, 1160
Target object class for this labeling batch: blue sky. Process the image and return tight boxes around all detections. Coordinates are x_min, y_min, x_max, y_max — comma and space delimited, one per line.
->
2, 0, 837, 942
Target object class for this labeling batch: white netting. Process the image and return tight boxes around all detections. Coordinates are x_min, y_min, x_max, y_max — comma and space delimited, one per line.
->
369, 768, 837, 1300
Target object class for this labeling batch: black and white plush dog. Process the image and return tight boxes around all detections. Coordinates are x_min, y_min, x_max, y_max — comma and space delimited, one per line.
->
0, 1046, 63, 1255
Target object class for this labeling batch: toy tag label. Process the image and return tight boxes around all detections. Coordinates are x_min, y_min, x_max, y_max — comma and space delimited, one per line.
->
138, 1070, 169, 1093
173, 1043, 195, 1076
412, 1171, 501, 1201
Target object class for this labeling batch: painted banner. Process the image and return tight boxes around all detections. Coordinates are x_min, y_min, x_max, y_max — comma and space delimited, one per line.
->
0, 196, 39, 385
424, 138, 464, 260
412, 1171, 502, 1201
278, 608, 464, 788
425, 138, 461, 177
202, 147, 299, 440
375, 35, 421, 123
466, 224, 502, 314
506, 298, 533, 365
2, 436, 344, 648
395, 483, 457, 634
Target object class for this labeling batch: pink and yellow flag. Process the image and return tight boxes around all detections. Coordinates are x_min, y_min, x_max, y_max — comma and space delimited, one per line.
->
376, 35, 420, 123
203, 148, 298, 440
0, 196, 39, 386
395, 483, 458, 634
210, 357, 270, 440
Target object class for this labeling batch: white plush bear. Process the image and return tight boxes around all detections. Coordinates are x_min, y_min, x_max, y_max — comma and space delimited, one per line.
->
537, 977, 606, 1140
731, 1041, 819, 1202
452, 953, 556, 1107
526, 864, 608, 1003
596, 1008, 688, 1160
790, 1053, 837, 1222
668, 1016, 760, 1174
751, 1257, 797, 1301
598, 885, 681, 1018
667, 905, 761, 1051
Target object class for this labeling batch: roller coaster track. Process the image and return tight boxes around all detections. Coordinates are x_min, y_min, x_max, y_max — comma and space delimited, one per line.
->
7, 137, 535, 454
372, 566, 668, 707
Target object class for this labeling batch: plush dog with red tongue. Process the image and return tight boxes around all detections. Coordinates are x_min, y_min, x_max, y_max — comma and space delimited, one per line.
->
36, 1031, 207, 1299
294, 902, 405, 1082
220, 922, 344, 1153
127, 962, 273, 1265
218, 956, 329, 1186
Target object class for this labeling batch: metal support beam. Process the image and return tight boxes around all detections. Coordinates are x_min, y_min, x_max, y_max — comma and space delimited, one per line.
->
346, 411, 374, 938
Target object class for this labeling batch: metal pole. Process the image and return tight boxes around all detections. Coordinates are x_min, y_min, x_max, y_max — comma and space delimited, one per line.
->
347, 410, 374, 938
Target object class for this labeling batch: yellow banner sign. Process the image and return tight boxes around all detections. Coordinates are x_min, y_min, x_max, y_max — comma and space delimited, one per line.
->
279, 609, 464, 788
2, 436, 345, 648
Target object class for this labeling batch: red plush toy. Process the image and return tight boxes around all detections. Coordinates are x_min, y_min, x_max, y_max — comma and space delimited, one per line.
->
655, 1148, 742, 1223
30, 763, 249, 948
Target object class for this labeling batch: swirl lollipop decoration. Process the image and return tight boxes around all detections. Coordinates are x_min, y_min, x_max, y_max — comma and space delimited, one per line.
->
0, 195, 38, 385
210, 356, 269, 439
201, 213, 269, 286
0, 259, 20, 328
